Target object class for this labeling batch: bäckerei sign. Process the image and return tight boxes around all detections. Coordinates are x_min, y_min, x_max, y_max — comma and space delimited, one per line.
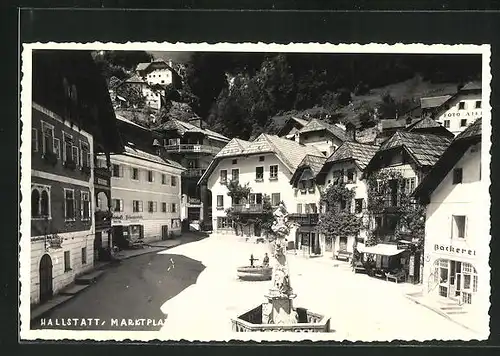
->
434, 244, 476, 256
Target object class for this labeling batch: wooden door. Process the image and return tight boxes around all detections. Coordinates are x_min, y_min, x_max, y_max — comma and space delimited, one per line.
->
39, 254, 53, 303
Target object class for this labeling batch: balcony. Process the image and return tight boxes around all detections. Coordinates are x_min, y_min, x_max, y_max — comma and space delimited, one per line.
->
232, 204, 264, 214
288, 213, 319, 226
182, 167, 207, 178
95, 210, 112, 231
164, 144, 221, 155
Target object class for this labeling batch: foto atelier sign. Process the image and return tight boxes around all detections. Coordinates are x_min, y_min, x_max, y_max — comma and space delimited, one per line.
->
434, 244, 476, 256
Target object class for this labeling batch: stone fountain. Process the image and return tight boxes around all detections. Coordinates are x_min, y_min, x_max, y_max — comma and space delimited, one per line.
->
232, 203, 331, 332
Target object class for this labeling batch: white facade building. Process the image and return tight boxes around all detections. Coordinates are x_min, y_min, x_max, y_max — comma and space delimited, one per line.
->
105, 145, 185, 245
414, 118, 489, 318
295, 118, 349, 157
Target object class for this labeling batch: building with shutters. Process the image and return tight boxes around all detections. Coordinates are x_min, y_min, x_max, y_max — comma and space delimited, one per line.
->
29, 50, 123, 306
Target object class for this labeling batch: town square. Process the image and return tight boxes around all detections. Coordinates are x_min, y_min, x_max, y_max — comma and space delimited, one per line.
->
21, 43, 491, 341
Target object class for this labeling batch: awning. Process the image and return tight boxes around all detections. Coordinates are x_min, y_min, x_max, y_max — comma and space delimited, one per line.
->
356, 243, 406, 256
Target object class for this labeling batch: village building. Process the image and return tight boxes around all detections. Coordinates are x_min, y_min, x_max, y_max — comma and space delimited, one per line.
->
102, 115, 184, 246
359, 131, 453, 283
288, 154, 327, 256
198, 134, 324, 238
30, 50, 123, 306
276, 116, 310, 139
154, 118, 230, 231
294, 118, 350, 157
315, 141, 379, 261
413, 118, 488, 314
429, 82, 482, 136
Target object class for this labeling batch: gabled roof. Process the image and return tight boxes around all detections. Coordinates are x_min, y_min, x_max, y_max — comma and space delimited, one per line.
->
125, 74, 146, 84
198, 134, 323, 185
298, 119, 349, 142
316, 142, 379, 184
461, 81, 482, 91
413, 118, 482, 203
403, 117, 455, 139
420, 95, 453, 109
121, 145, 185, 170
136, 62, 150, 71
290, 154, 327, 185
116, 114, 150, 131
154, 119, 230, 142
276, 115, 310, 136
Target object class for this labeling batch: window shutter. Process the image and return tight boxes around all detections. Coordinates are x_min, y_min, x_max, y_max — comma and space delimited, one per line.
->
119, 165, 124, 177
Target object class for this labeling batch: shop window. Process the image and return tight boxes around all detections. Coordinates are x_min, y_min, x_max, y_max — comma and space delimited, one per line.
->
64, 189, 76, 221
81, 247, 87, 265
255, 166, 264, 181
270, 165, 279, 180
231, 169, 239, 182
452, 215, 466, 239
64, 251, 71, 272
452, 168, 463, 184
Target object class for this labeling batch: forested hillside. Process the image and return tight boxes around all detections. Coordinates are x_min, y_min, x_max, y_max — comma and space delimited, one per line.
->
93, 51, 481, 140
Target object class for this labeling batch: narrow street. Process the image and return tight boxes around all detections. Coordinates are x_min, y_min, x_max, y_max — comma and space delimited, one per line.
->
31, 251, 205, 331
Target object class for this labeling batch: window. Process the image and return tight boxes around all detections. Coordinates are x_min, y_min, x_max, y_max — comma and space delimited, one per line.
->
81, 191, 91, 221
271, 193, 281, 206
81, 247, 87, 265
452, 168, 463, 184
270, 165, 278, 180
171, 203, 177, 213
255, 166, 264, 181
220, 170, 227, 184
64, 251, 71, 272
148, 201, 157, 213
232, 159, 238, 164
443, 120, 450, 128
64, 189, 76, 220
53, 138, 61, 159
259, 156, 265, 162
333, 170, 344, 185
346, 168, 356, 183
72, 145, 80, 166
475, 100, 482, 109
297, 204, 302, 214
31, 185, 51, 218
171, 175, 177, 186
216, 195, 224, 209
161, 202, 167, 213
460, 119, 468, 127
171, 218, 181, 229
231, 169, 239, 182
112, 164, 122, 177
355, 198, 364, 214
112, 199, 123, 212
162, 174, 167, 185
41, 122, 55, 155
248, 193, 263, 205
131, 167, 139, 180
458, 101, 465, 110
80, 141, 90, 168
452, 215, 466, 239
217, 217, 231, 229
133, 200, 143, 213
32, 128, 38, 152
147, 170, 154, 182
403, 177, 416, 194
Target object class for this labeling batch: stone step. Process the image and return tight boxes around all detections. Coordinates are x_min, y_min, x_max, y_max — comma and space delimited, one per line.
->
59, 284, 90, 295
75, 270, 106, 285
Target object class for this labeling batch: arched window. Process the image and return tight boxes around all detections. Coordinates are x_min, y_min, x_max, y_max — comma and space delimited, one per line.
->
40, 190, 49, 216
31, 189, 40, 217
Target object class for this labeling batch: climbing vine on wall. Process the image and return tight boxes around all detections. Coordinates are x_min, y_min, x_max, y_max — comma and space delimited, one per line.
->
317, 182, 362, 240
365, 169, 425, 249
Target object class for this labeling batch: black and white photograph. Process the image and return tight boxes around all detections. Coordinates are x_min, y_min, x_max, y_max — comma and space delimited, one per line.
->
19, 42, 491, 342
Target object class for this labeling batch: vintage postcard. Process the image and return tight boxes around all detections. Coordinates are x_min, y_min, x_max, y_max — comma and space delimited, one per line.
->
19, 42, 491, 342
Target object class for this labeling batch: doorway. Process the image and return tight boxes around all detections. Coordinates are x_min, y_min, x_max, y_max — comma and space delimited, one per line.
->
254, 222, 262, 237
39, 254, 53, 303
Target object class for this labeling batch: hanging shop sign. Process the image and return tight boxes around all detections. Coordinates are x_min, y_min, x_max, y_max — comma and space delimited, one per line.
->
434, 244, 476, 256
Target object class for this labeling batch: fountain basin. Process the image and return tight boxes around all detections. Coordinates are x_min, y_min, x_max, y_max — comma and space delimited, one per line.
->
237, 266, 273, 281
231, 304, 331, 332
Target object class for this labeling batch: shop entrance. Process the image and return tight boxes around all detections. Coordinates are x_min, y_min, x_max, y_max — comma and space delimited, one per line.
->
434, 259, 477, 305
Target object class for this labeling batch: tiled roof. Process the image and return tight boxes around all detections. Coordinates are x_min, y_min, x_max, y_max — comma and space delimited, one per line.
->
115, 114, 150, 131
461, 81, 482, 91
155, 119, 230, 142
136, 62, 150, 71
455, 117, 482, 140
298, 119, 349, 142
123, 145, 184, 170
215, 138, 251, 157
297, 154, 328, 176
405, 117, 443, 131
125, 74, 146, 83
420, 95, 452, 109
292, 116, 309, 127
380, 131, 453, 167
326, 141, 380, 171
